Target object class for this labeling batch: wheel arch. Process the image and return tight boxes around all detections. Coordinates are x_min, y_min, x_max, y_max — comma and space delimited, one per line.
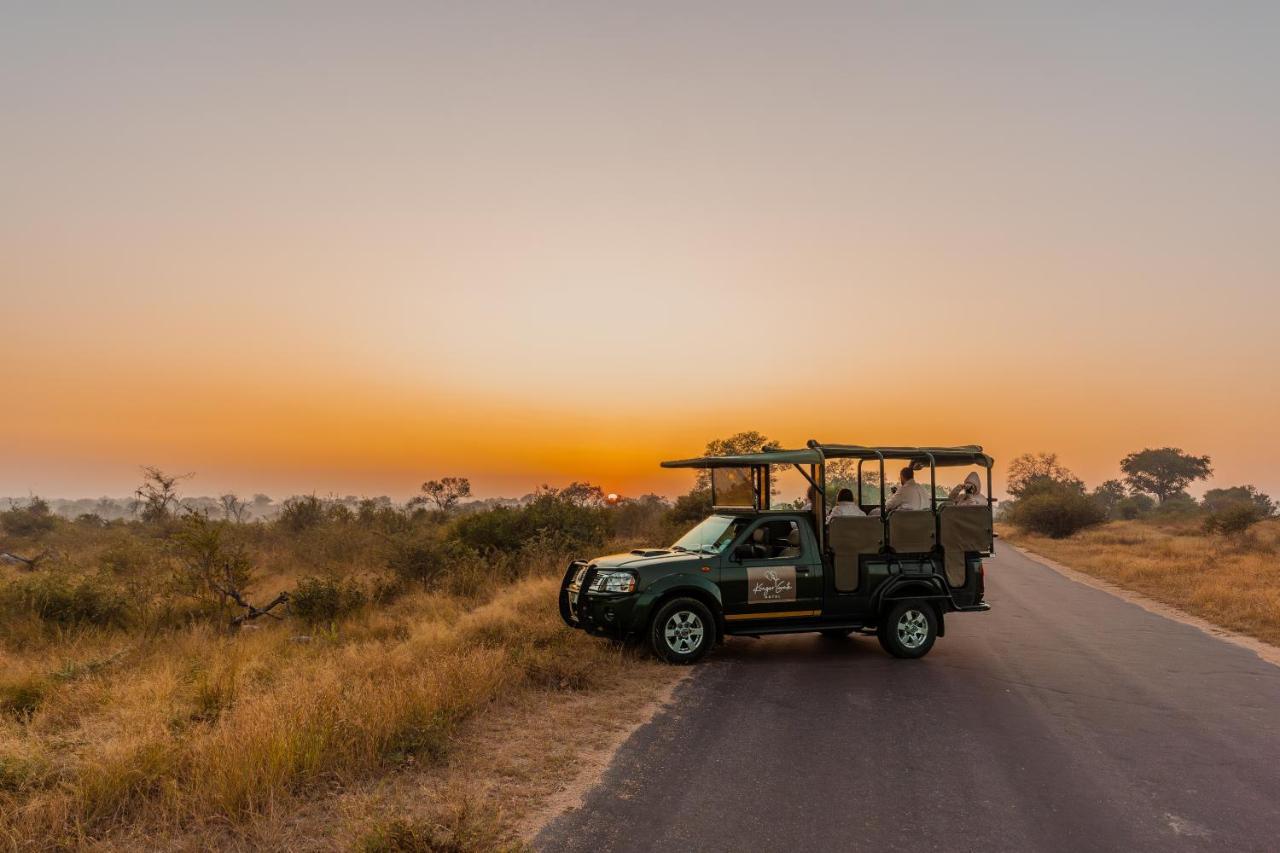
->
636, 578, 725, 638
875, 577, 949, 636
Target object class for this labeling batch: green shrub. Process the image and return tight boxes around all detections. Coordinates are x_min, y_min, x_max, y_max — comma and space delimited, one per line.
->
278, 495, 328, 533
1204, 503, 1265, 537
450, 491, 609, 554
1116, 494, 1155, 520
1202, 485, 1275, 517
387, 537, 475, 586
1150, 492, 1202, 517
0, 574, 132, 628
0, 497, 57, 538
1005, 485, 1107, 538
291, 576, 368, 624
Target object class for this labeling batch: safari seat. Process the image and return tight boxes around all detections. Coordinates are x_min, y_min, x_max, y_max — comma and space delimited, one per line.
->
828, 516, 884, 592
939, 505, 993, 587
889, 510, 935, 554
776, 527, 802, 559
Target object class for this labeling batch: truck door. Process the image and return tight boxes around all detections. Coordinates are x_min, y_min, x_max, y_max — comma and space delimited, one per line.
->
720, 517, 823, 624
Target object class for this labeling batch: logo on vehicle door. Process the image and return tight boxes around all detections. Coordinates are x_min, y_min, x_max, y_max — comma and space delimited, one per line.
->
747, 566, 796, 603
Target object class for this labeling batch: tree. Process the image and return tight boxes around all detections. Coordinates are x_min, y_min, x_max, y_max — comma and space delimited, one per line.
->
1091, 479, 1128, 519
557, 482, 606, 508
1006, 453, 1083, 498
1120, 448, 1212, 503
694, 431, 781, 490
1202, 485, 1275, 517
133, 466, 191, 523
219, 494, 250, 523
419, 477, 472, 512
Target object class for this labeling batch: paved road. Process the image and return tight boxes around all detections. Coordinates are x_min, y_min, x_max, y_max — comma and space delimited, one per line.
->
536, 546, 1280, 852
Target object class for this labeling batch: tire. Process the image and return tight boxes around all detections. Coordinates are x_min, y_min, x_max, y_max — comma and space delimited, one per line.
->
877, 600, 938, 659
820, 629, 854, 640
648, 597, 716, 664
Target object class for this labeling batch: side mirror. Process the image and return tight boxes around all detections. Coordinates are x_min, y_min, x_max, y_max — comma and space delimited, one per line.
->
732, 543, 754, 561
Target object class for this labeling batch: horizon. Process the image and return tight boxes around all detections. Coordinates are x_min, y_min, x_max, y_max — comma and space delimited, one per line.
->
6, 3, 1279, 503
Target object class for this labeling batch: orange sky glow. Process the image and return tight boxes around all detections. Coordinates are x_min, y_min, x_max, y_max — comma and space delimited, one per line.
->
4, 4, 1278, 502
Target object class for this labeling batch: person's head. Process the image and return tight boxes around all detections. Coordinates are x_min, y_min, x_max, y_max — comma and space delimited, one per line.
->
900, 466, 915, 485
836, 488, 854, 503
964, 471, 982, 494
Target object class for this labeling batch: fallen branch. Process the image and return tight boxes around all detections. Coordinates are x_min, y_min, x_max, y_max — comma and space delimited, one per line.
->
215, 584, 291, 627
0, 550, 48, 571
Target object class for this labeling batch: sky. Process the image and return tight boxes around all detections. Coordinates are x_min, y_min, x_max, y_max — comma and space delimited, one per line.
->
4, 1, 1279, 502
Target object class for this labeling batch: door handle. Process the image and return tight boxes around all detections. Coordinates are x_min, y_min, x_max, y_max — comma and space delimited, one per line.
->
795, 567, 811, 575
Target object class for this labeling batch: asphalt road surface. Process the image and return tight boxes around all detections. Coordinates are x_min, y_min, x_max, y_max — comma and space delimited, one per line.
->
536, 546, 1280, 853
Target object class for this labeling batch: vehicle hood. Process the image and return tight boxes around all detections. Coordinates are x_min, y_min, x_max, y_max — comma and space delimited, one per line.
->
588, 549, 702, 571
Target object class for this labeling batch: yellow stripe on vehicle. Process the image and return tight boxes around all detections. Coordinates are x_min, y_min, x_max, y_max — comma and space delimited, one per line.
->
724, 610, 822, 621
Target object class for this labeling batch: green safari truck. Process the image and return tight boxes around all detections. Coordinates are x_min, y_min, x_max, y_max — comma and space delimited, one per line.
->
559, 441, 994, 663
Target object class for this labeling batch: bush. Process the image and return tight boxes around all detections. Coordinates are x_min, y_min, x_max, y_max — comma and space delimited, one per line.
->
667, 489, 712, 527
291, 576, 368, 624
1005, 485, 1107, 538
0, 497, 57, 538
450, 491, 609, 554
1203, 485, 1275, 517
611, 494, 670, 542
1150, 493, 1203, 519
278, 495, 328, 533
1116, 494, 1155, 520
1204, 503, 1265, 537
387, 537, 475, 586
0, 573, 132, 628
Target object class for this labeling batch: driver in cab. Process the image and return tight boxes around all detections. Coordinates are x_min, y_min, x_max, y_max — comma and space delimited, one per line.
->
871, 466, 930, 515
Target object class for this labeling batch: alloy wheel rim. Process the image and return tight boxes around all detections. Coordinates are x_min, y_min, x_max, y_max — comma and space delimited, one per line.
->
664, 611, 705, 654
896, 609, 929, 649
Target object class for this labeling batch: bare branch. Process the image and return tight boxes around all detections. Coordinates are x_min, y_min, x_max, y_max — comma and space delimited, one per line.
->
0, 550, 49, 571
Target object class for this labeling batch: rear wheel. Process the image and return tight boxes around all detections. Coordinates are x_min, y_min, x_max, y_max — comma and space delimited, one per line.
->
877, 600, 938, 659
649, 597, 716, 664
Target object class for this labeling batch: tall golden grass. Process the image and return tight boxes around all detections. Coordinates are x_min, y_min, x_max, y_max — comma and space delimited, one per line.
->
1000, 518, 1280, 646
0, 526, 656, 851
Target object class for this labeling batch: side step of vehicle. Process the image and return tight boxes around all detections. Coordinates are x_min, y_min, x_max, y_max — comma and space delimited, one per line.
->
727, 622, 868, 638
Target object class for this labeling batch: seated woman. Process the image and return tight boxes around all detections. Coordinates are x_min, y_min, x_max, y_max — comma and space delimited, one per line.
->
827, 487, 865, 520
948, 472, 987, 507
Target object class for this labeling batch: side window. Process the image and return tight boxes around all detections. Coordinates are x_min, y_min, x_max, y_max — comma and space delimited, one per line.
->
742, 520, 804, 560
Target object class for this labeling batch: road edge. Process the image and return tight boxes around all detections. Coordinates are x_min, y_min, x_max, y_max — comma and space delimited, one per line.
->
1007, 542, 1280, 669
519, 666, 694, 842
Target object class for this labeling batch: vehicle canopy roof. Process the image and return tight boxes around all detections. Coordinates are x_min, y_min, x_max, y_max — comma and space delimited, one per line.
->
660, 443, 992, 470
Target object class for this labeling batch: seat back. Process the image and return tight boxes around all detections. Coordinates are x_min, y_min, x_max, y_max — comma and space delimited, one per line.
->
888, 510, 935, 554
938, 505, 994, 586
776, 527, 802, 559
828, 516, 884, 592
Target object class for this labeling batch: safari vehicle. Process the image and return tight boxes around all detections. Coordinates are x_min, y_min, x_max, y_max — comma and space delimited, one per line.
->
559, 441, 994, 663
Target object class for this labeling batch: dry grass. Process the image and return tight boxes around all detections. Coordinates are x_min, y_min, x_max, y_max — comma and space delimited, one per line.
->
1000, 518, 1280, 646
0, 527, 679, 851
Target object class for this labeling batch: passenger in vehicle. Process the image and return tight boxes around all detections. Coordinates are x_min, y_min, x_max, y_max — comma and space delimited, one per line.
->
949, 472, 986, 507
871, 467, 930, 515
827, 487, 864, 520
776, 525, 802, 558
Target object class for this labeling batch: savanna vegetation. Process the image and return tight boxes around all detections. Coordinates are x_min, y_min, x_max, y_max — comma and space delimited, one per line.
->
998, 447, 1280, 645
0, 469, 692, 851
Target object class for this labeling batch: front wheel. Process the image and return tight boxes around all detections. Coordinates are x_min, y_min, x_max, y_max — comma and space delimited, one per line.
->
877, 600, 938, 659
649, 597, 716, 664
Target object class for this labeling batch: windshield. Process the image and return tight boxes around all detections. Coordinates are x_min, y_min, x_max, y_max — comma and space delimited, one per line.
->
670, 515, 750, 554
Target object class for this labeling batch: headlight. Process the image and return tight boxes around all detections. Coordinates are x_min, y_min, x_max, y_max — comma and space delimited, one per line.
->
589, 570, 636, 594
